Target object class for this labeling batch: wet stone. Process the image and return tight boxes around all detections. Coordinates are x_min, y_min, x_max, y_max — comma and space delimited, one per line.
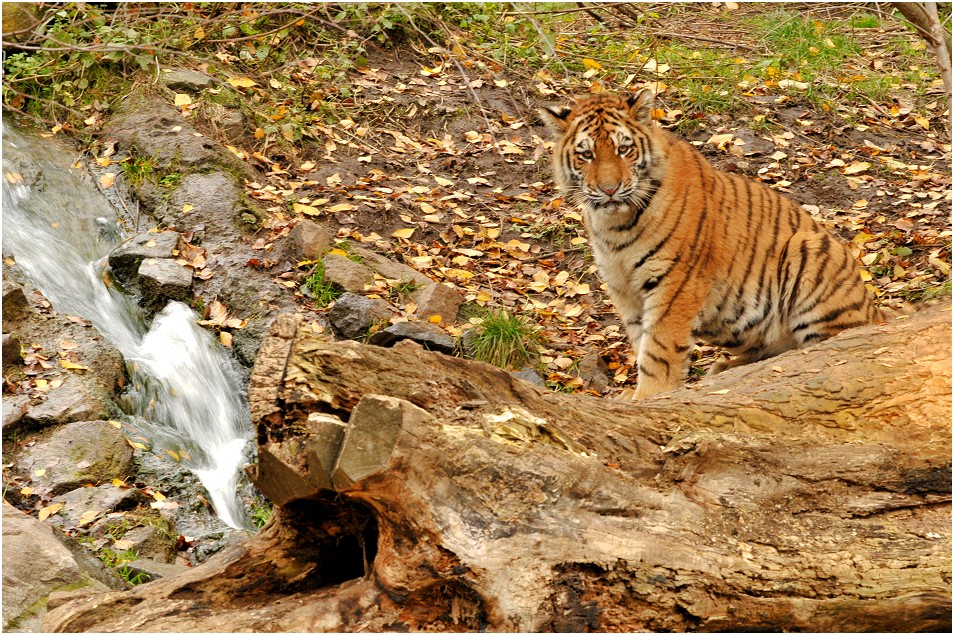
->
512, 368, 546, 387
2, 332, 21, 370
52, 483, 145, 527
108, 231, 179, 283
2, 280, 29, 323
137, 258, 193, 309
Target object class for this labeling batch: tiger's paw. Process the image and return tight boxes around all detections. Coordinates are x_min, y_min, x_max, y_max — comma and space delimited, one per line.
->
615, 387, 639, 401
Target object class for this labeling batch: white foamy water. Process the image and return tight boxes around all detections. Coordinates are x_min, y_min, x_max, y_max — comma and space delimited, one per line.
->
2, 124, 253, 529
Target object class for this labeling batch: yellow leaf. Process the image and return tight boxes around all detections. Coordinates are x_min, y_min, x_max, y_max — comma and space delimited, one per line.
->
79, 509, 100, 526
96, 156, 112, 167
34, 468, 46, 477
194, 25, 205, 40
20, 486, 33, 496
843, 161, 870, 175
112, 478, 127, 487
420, 202, 438, 215
100, 173, 116, 189
914, 115, 930, 130
582, 58, 603, 71
293, 202, 321, 216
328, 248, 349, 257
428, 315, 443, 324
219, 331, 233, 348
859, 269, 873, 281
706, 133, 735, 150
38, 503, 62, 521
152, 491, 166, 502
166, 449, 181, 461
59, 359, 90, 371
392, 228, 415, 239
227, 76, 258, 88
434, 176, 454, 187
174, 93, 192, 107
327, 203, 355, 213
113, 538, 134, 551
707, 389, 730, 395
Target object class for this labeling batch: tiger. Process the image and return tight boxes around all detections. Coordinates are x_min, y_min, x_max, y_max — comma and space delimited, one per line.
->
541, 89, 883, 399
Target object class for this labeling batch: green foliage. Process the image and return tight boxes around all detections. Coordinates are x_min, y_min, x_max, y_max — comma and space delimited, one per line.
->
119, 156, 152, 187
751, 10, 860, 75
303, 260, 342, 308
249, 496, 273, 530
467, 309, 543, 370
98, 547, 147, 585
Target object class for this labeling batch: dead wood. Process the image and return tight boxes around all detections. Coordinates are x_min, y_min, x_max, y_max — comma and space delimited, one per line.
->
45, 303, 952, 632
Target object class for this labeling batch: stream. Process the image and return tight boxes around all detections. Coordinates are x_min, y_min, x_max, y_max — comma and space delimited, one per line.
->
2, 124, 253, 530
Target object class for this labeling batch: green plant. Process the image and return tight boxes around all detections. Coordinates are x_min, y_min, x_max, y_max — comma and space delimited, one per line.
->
119, 156, 152, 187
467, 308, 542, 370
303, 260, 342, 308
98, 547, 147, 585
249, 498, 273, 530
389, 279, 419, 301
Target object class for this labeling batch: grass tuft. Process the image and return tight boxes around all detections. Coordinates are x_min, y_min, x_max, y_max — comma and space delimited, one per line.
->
467, 309, 542, 370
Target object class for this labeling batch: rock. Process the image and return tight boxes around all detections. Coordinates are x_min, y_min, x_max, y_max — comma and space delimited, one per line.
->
512, 367, 546, 387
576, 351, 611, 393
52, 484, 145, 528
411, 282, 463, 325
3, 332, 22, 370
108, 231, 179, 284
2, 280, 29, 322
22, 374, 113, 430
137, 257, 193, 309
327, 293, 392, 340
368, 321, 455, 354
351, 246, 431, 286
164, 172, 255, 239
14, 420, 135, 495
322, 253, 374, 293
160, 68, 215, 92
288, 220, 331, 260
120, 526, 177, 564
2, 502, 125, 632
2, 394, 29, 433
217, 110, 248, 143
103, 100, 247, 175
125, 558, 189, 583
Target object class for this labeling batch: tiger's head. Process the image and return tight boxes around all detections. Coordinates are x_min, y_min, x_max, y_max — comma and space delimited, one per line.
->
541, 90, 661, 215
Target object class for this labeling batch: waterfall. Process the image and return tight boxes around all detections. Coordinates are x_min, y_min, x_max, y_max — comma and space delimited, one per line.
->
2, 124, 253, 530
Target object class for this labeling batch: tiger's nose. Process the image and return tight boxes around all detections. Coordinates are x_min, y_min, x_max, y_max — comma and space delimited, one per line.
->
598, 183, 620, 196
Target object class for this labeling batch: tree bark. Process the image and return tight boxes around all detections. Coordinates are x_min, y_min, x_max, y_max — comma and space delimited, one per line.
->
45, 303, 952, 632
892, 2, 953, 114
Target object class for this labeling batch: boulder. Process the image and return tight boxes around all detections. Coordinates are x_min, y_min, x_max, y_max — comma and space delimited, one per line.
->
2, 502, 125, 632
52, 483, 146, 528
351, 246, 431, 286
512, 367, 546, 387
576, 351, 611, 392
327, 293, 392, 340
3, 332, 22, 370
107, 231, 179, 284
288, 220, 331, 261
119, 525, 177, 564
163, 172, 256, 238
322, 253, 374, 293
2, 394, 29, 433
410, 282, 463, 325
2, 279, 29, 323
368, 321, 455, 354
14, 420, 135, 495
21, 373, 113, 430
160, 68, 215, 93
137, 257, 193, 309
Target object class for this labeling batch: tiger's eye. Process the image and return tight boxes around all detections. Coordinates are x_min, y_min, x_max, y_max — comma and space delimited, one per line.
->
579, 150, 594, 161
618, 144, 633, 157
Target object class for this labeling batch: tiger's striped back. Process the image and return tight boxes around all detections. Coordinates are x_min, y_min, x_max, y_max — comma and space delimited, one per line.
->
542, 90, 882, 399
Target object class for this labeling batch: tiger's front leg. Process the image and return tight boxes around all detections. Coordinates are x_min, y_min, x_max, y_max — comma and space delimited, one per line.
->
632, 328, 693, 398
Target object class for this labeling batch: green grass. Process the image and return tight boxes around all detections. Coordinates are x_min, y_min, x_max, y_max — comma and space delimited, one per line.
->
303, 260, 342, 308
467, 308, 543, 370
249, 497, 273, 530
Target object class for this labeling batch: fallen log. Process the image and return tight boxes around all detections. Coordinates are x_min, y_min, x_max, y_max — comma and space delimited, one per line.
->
45, 303, 952, 632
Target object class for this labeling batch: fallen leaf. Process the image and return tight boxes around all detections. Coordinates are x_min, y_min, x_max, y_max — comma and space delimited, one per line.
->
392, 228, 415, 239
227, 76, 258, 88
843, 161, 871, 175
38, 503, 62, 522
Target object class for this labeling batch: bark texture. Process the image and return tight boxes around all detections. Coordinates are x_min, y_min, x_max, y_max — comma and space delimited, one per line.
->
45, 304, 952, 632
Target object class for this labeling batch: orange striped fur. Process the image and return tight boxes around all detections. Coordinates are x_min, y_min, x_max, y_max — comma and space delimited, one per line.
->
542, 90, 882, 399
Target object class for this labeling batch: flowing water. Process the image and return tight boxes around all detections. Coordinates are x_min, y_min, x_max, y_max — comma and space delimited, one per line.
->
1, 124, 253, 529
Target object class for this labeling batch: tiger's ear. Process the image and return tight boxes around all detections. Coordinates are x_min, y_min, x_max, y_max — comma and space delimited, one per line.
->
627, 89, 655, 124
539, 105, 573, 133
